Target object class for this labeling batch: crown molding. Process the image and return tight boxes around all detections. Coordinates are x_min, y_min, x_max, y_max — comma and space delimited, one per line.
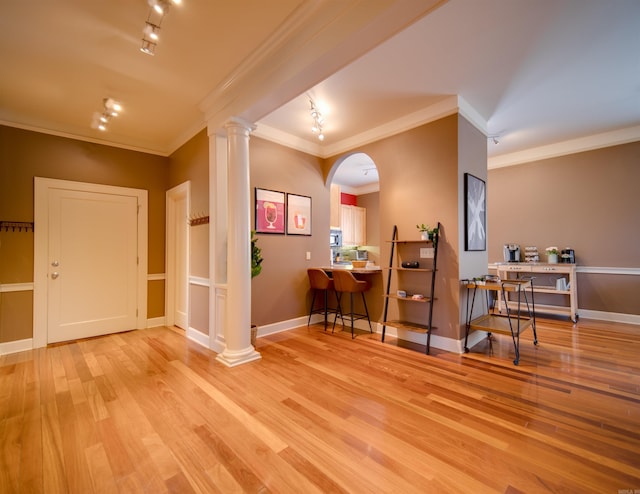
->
340, 182, 380, 195
488, 125, 640, 169
252, 123, 323, 156
255, 95, 463, 160
0, 120, 169, 156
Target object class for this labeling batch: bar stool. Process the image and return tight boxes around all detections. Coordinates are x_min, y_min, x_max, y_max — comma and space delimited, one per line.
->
307, 269, 343, 330
332, 270, 372, 339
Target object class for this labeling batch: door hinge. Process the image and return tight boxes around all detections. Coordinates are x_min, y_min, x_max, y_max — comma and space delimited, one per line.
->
136, 309, 138, 317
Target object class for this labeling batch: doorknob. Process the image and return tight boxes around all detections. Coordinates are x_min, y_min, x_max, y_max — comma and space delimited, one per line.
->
51, 272, 59, 279
51, 260, 59, 267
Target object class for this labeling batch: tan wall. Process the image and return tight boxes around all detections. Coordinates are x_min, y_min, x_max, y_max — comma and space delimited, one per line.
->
249, 137, 328, 326
0, 125, 169, 343
488, 141, 640, 315
168, 129, 210, 334
358, 191, 380, 253
324, 114, 471, 340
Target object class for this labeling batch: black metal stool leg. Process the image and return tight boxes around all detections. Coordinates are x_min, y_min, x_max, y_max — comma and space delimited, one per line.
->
361, 292, 372, 333
350, 293, 355, 338
323, 290, 329, 329
333, 292, 343, 333
307, 290, 317, 327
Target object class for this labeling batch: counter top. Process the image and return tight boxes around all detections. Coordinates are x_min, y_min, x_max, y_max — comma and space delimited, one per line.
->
319, 264, 382, 274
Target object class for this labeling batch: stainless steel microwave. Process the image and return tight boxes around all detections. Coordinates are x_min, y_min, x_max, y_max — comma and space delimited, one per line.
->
329, 229, 342, 247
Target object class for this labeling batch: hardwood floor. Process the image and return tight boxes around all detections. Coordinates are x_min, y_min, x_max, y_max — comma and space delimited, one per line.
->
1, 318, 639, 493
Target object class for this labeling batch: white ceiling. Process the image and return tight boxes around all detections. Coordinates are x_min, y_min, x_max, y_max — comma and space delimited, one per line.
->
1, 0, 639, 186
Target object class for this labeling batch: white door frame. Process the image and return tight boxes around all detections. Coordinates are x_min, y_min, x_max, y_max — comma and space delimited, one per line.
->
33, 177, 148, 348
165, 181, 190, 329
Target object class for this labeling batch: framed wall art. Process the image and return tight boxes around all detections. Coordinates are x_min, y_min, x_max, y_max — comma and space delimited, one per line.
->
464, 173, 486, 251
286, 193, 311, 236
255, 188, 285, 234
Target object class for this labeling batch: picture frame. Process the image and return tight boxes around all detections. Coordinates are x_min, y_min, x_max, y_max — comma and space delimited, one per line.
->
464, 173, 486, 251
286, 193, 311, 236
255, 188, 286, 234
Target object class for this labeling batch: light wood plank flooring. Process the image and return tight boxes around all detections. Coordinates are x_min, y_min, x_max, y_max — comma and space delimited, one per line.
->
1, 317, 639, 493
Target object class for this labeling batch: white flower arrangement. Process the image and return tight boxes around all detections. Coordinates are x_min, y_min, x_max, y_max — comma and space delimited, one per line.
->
545, 246, 559, 255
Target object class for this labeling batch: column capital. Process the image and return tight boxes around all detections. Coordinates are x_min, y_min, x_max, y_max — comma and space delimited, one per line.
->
224, 117, 256, 134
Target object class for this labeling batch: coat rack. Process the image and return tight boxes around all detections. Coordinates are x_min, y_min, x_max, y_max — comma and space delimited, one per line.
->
188, 213, 209, 226
0, 221, 34, 232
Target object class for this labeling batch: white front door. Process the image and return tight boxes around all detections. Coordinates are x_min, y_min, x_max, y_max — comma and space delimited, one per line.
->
47, 188, 139, 343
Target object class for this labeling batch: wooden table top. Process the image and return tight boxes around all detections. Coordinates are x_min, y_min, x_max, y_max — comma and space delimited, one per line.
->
319, 265, 382, 274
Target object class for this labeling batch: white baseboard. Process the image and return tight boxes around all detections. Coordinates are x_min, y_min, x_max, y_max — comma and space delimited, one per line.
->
0, 338, 33, 356
258, 316, 312, 337
147, 317, 166, 328
186, 327, 210, 348
377, 322, 485, 354
306, 316, 482, 354
578, 309, 640, 325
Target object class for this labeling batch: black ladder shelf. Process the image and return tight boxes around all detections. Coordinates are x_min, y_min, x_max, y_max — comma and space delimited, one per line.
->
381, 223, 441, 354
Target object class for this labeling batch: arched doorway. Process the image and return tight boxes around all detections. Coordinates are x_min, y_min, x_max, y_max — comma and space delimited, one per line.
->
327, 152, 380, 265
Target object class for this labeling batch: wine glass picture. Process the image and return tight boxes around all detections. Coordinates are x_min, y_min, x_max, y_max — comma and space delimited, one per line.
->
264, 202, 277, 229
255, 188, 285, 234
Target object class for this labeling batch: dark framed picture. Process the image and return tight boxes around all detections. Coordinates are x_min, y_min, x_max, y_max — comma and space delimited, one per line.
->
255, 188, 285, 234
464, 173, 486, 251
286, 193, 311, 235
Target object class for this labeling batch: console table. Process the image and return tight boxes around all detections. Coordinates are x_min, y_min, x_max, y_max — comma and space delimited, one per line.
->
496, 263, 577, 322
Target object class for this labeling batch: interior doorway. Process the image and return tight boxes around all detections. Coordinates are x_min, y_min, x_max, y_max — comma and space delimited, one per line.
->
328, 152, 380, 264
166, 182, 190, 330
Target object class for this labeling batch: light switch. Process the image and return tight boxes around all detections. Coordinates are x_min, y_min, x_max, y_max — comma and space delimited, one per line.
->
420, 247, 434, 259
306, 251, 311, 260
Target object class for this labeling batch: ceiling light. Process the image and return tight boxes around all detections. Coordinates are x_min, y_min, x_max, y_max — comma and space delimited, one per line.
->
148, 0, 168, 15
104, 98, 121, 116
90, 98, 123, 132
488, 134, 500, 145
143, 22, 160, 41
140, 0, 181, 55
309, 99, 326, 142
140, 38, 157, 56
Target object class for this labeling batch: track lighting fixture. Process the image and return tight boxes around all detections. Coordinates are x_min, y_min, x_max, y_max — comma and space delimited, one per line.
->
309, 99, 325, 141
91, 98, 123, 132
488, 134, 500, 145
140, 0, 182, 56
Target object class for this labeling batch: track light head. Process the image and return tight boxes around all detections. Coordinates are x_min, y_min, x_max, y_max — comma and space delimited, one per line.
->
309, 98, 327, 142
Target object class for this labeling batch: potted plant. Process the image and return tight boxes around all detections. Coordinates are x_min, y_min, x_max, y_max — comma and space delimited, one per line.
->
251, 230, 263, 345
416, 223, 439, 241
545, 246, 559, 264
251, 230, 263, 278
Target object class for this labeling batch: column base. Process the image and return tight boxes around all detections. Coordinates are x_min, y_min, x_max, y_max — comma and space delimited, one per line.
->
216, 345, 261, 367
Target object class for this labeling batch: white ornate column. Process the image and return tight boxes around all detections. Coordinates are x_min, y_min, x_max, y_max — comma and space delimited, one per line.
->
216, 117, 261, 367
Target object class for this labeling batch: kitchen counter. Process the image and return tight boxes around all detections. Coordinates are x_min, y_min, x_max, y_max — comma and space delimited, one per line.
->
321, 264, 382, 274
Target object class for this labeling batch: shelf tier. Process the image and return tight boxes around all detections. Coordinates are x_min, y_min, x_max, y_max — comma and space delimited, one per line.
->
385, 267, 434, 273
530, 286, 570, 295
468, 313, 533, 336
384, 294, 432, 303
465, 279, 532, 293
500, 301, 572, 317
388, 239, 434, 244
382, 319, 432, 333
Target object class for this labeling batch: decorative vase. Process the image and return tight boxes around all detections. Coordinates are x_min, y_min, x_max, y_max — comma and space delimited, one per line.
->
548, 253, 558, 264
